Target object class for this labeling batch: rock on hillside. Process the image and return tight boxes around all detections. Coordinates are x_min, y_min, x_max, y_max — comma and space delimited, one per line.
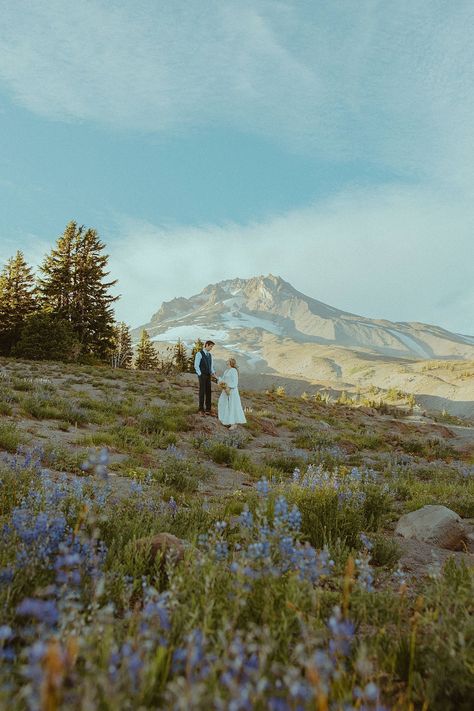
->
395, 505, 469, 551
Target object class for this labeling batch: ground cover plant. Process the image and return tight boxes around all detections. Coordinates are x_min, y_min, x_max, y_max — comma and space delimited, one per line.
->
0, 356, 473, 709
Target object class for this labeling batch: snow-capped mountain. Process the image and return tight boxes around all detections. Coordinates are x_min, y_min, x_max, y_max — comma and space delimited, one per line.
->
134, 274, 474, 362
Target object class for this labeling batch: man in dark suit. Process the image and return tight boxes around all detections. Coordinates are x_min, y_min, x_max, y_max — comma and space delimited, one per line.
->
194, 340, 216, 416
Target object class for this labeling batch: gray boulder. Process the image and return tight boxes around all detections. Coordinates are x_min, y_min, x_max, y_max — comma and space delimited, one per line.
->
395, 505, 468, 551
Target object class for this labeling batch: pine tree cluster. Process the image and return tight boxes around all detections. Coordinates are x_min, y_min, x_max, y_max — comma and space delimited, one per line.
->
0, 221, 132, 366
134, 333, 203, 374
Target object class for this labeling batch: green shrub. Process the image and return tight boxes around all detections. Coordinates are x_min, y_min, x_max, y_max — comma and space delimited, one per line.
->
262, 453, 305, 473
111, 425, 150, 454
293, 429, 334, 450
150, 457, 210, 493
0, 401, 12, 416
416, 561, 474, 709
350, 432, 387, 450
81, 431, 117, 448
206, 442, 234, 465
41, 444, 85, 474
0, 422, 25, 452
20, 393, 62, 419
150, 431, 178, 449
400, 477, 474, 518
369, 535, 401, 569
139, 406, 191, 433
286, 487, 364, 549
11, 377, 35, 392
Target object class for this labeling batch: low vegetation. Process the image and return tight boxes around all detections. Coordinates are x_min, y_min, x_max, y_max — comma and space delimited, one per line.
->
0, 356, 473, 709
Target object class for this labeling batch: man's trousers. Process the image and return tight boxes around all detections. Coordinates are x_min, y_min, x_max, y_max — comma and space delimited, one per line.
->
198, 374, 212, 412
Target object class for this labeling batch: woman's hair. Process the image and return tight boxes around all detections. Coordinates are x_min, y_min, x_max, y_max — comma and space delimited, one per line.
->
228, 357, 238, 370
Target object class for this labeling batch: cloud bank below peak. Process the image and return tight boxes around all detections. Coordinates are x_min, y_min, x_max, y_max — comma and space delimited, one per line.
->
110, 182, 474, 335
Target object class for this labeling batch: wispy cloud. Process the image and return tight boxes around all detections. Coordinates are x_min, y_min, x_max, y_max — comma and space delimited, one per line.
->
109, 182, 474, 334
1, 1, 473, 181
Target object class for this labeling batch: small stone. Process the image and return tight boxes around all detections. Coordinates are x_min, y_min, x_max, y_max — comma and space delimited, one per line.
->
395, 505, 468, 551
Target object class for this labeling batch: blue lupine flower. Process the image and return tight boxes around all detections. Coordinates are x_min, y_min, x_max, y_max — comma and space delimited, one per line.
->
143, 593, 171, 631
288, 505, 302, 531
239, 506, 253, 528
355, 554, 374, 592
256, 477, 270, 497
166, 444, 186, 460
0, 568, 13, 585
215, 541, 229, 560
81, 447, 109, 479
23, 639, 47, 685
168, 496, 178, 515
274, 496, 288, 520
328, 606, 355, 658
360, 533, 373, 551
17, 598, 59, 626
130, 480, 143, 495
0, 625, 12, 641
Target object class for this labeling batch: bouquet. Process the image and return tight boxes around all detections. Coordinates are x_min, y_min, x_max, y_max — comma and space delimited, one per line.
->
219, 381, 231, 395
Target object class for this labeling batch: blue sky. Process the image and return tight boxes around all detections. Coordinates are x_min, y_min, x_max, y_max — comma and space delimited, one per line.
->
0, 0, 473, 333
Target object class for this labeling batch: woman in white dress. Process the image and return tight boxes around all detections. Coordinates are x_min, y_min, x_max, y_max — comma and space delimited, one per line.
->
217, 358, 247, 430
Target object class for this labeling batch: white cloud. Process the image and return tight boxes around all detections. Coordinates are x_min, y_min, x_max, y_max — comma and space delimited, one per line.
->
109, 182, 474, 335
0, 0, 473, 180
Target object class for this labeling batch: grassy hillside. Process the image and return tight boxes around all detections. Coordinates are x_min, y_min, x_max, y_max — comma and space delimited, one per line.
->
0, 357, 473, 709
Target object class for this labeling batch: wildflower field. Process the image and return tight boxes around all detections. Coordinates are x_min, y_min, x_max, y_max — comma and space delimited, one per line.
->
0, 357, 473, 710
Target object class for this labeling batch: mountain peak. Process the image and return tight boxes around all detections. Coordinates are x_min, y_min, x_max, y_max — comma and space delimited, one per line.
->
138, 274, 474, 364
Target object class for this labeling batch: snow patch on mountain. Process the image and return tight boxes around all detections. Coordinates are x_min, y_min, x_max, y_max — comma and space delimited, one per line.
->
385, 329, 432, 358
221, 311, 283, 335
151, 326, 229, 344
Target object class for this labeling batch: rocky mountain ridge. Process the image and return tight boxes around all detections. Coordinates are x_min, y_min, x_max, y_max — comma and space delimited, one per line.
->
136, 274, 474, 360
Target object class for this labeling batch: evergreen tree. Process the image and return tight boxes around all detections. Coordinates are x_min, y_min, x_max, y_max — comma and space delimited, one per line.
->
188, 338, 204, 372
38, 221, 118, 360
37, 221, 76, 320
135, 329, 159, 370
0, 251, 37, 355
72, 226, 118, 359
158, 345, 174, 374
13, 312, 80, 362
111, 322, 133, 368
173, 338, 188, 372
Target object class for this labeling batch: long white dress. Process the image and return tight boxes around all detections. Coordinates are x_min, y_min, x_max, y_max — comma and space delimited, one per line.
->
217, 368, 247, 426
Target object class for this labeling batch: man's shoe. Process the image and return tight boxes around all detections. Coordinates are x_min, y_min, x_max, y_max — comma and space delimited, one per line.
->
198, 411, 206, 417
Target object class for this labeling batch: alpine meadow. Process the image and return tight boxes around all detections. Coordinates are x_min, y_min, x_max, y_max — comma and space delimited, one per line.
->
1, 2, 474, 710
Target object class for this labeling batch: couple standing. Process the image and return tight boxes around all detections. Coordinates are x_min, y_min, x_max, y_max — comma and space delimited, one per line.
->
194, 340, 247, 430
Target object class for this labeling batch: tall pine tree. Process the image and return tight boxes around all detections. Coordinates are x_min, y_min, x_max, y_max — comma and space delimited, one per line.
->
38, 221, 118, 360
0, 251, 37, 355
37, 221, 76, 319
188, 338, 204, 372
135, 329, 159, 370
111, 322, 133, 368
173, 339, 188, 372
